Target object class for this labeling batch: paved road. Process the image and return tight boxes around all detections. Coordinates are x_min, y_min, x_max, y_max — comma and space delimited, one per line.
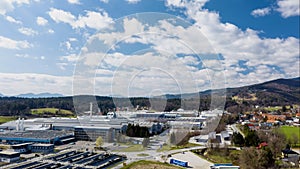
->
231, 124, 245, 137
168, 151, 212, 169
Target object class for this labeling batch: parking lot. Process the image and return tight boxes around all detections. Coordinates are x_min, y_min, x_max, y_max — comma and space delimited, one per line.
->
5, 150, 126, 169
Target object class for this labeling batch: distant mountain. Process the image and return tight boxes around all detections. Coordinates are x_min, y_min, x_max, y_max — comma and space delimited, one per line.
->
164, 77, 300, 104
16, 92, 64, 98
0, 93, 3, 97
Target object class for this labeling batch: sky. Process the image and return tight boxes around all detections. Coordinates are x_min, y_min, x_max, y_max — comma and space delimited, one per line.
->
0, 0, 299, 97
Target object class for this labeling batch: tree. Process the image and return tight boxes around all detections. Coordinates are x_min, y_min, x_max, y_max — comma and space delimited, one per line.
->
244, 130, 260, 147
95, 136, 103, 148
239, 147, 275, 169
267, 129, 286, 158
232, 132, 245, 146
282, 105, 287, 112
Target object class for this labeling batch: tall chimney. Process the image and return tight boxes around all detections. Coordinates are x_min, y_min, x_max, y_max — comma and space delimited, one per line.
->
16, 117, 20, 131
90, 102, 93, 118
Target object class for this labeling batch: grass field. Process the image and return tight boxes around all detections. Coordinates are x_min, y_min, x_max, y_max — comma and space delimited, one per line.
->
0, 116, 18, 124
157, 143, 200, 152
279, 126, 300, 146
121, 160, 182, 169
194, 149, 241, 165
114, 144, 145, 152
137, 153, 149, 157
30, 108, 74, 117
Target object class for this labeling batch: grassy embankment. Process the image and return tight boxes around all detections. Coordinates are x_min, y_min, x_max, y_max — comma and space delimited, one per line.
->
193, 148, 241, 165
157, 143, 200, 152
120, 160, 182, 169
30, 108, 75, 117
0, 116, 18, 124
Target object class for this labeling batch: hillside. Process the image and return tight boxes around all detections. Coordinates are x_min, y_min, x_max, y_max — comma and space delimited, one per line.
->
0, 77, 299, 116
227, 77, 300, 106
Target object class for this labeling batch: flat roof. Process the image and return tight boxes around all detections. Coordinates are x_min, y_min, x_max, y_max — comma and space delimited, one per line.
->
0, 150, 20, 155
74, 126, 112, 130
0, 130, 73, 140
11, 142, 33, 146
31, 143, 54, 147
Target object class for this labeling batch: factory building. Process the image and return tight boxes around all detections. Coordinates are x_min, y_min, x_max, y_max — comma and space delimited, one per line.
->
74, 126, 114, 142
10, 142, 32, 153
29, 143, 54, 153
0, 130, 74, 145
0, 151, 20, 163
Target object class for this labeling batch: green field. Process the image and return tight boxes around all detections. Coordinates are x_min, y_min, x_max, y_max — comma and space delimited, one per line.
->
120, 160, 182, 169
114, 144, 144, 152
279, 126, 300, 146
157, 143, 200, 152
31, 108, 74, 117
194, 149, 241, 165
0, 116, 18, 124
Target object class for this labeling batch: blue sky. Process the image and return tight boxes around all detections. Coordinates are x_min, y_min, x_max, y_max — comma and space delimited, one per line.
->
0, 0, 299, 96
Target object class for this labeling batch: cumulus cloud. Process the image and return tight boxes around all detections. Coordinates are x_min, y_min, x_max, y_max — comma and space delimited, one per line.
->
48, 29, 54, 34
276, 0, 300, 18
126, 0, 141, 4
48, 8, 76, 25
48, 8, 113, 30
100, 0, 109, 3
0, 35, 31, 49
0, 0, 29, 15
6, 15, 22, 24
36, 16, 48, 26
164, 0, 299, 87
60, 54, 79, 62
18, 27, 38, 36
251, 7, 271, 17
67, 0, 80, 4
74, 11, 114, 30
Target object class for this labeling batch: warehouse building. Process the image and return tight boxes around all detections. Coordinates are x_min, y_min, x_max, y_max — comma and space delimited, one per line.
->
74, 126, 114, 142
0, 151, 20, 163
0, 130, 74, 145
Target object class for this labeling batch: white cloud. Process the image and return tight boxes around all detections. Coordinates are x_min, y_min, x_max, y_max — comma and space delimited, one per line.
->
15, 53, 29, 58
100, 0, 109, 3
18, 27, 38, 36
0, 0, 29, 15
6, 15, 22, 24
60, 54, 79, 62
69, 38, 78, 42
0, 36, 31, 49
65, 41, 72, 50
48, 8, 76, 25
56, 63, 68, 70
164, 0, 300, 87
36, 16, 48, 26
48, 8, 113, 30
67, 0, 80, 4
16, 54, 45, 60
74, 10, 114, 30
126, 0, 141, 4
277, 0, 300, 18
0, 73, 72, 96
251, 7, 271, 17
48, 29, 54, 34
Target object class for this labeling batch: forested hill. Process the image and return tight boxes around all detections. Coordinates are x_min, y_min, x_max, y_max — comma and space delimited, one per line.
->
226, 77, 300, 105
0, 77, 299, 116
